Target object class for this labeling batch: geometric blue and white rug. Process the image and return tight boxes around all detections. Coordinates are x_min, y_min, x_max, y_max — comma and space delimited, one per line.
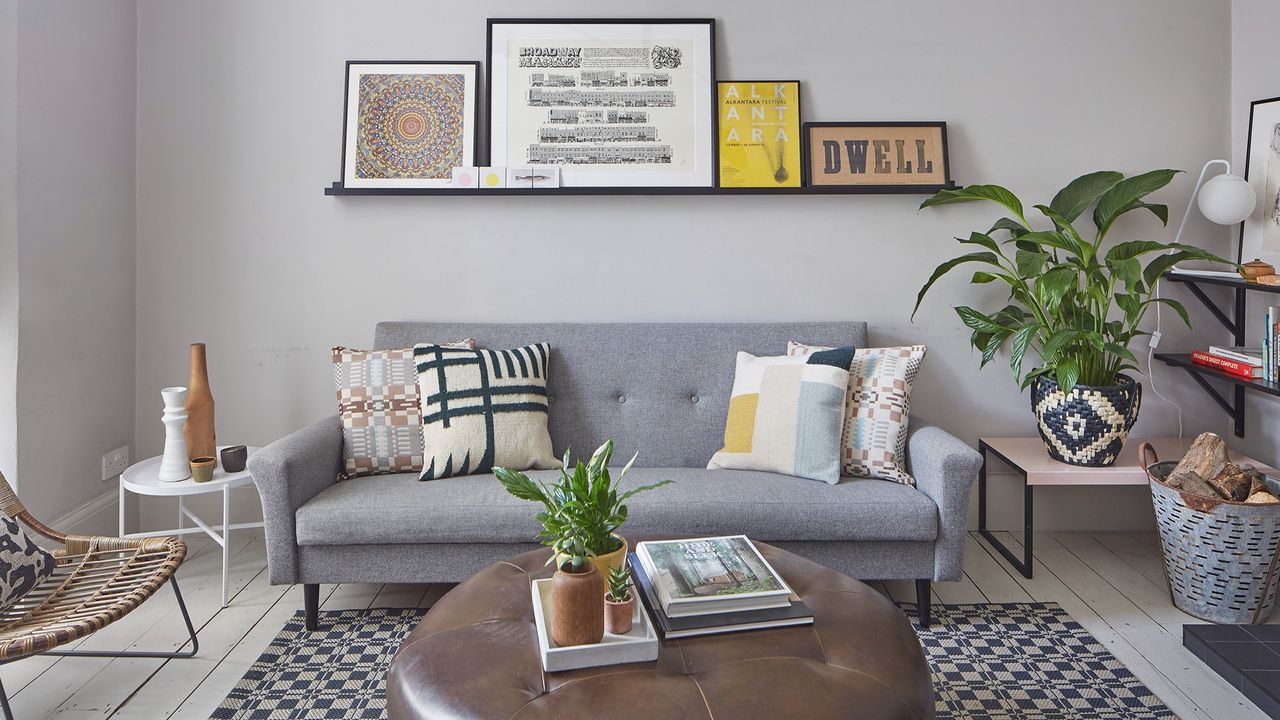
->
214, 602, 1176, 719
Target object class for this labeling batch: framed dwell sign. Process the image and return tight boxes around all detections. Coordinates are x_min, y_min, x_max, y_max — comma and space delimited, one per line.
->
803, 122, 950, 191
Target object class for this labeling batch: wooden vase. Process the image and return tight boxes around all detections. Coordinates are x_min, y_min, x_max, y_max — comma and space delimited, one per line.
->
551, 564, 604, 647
604, 595, 634, 635
183, 343, 216, 463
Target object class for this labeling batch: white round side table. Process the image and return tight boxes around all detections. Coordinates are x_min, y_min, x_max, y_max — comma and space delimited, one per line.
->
120, 446, 263, 607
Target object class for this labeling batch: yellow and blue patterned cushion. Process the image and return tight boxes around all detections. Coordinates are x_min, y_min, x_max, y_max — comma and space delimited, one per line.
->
707, 347, 854, 484
789, 342, 927, 485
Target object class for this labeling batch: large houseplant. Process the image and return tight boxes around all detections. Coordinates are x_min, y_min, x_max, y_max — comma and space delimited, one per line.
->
914, 170, 1233, 466
495, 440, 670, 646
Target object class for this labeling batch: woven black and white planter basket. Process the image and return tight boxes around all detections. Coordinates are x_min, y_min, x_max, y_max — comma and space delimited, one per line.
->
1031, 374, 1141, 467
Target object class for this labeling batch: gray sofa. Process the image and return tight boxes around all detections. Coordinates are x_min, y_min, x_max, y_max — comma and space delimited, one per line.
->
248, 322, 982, 629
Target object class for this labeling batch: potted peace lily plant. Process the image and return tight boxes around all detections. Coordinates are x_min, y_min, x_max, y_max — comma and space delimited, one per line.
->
915, 170, 1234, 466
494, 440, 670, 647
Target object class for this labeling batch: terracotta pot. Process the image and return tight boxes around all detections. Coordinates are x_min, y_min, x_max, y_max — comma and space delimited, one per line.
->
184, 343, 217, 463
604, 594, 634, 635
551, 564, 604, 647
559, 534, 628, 579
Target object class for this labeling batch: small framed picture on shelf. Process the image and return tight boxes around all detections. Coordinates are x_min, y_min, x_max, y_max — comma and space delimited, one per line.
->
486, 18, 717, 188
340, 61, 480, 189
1240, 96, 1280, 267
717, 81, 802, 188
802, 122, 951, 192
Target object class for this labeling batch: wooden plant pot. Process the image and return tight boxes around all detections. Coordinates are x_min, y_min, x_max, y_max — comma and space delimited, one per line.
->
604, 594, 634, 635
551, 564, 604, 647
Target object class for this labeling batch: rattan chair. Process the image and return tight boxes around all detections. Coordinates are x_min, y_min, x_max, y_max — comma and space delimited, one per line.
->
0, 471, 196, 719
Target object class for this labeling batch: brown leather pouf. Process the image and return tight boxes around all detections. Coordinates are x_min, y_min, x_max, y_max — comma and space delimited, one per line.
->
388, 540, 935, 720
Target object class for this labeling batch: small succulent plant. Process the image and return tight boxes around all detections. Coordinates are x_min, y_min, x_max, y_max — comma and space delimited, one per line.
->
606, 564, 633, 603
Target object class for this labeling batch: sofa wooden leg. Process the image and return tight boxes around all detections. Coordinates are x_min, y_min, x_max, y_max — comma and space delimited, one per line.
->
304, 583, 319, 631
915, 579, 932, 629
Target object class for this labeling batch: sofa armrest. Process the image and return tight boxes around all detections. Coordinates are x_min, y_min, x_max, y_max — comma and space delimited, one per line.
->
908, 421, 982, 582
248, 415, 343, 584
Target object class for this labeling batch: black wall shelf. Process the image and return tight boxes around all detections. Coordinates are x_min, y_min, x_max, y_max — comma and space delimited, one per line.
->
323, 181, 958, 197
1157, 272, 1280, 437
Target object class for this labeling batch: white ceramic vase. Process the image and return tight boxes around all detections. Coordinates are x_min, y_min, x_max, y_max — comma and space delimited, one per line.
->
158, 386, 191, 482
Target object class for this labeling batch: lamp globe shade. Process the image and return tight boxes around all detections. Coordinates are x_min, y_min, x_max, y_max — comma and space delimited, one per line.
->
1198, 173, 1256, 225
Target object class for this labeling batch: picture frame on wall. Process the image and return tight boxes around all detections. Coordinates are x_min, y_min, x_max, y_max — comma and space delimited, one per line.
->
1240, 95, 1280, 266
486, 18, 717, 188
803, 122, 952, 192
717, 81, 802, 188
341, 61, 479, 189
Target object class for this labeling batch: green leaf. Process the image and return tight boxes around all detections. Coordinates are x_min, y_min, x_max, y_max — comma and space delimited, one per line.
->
1055, 357, 1081, 394
1093, 169, 1179, 236
1036, 266, 1077, 309
1015, 230, 1078, 255
920, 184, 1025, 219
912, 251, 1001, 320
1015, 248, 1048, 277
987, 217, 1028, 237
1009, 324, 1039, 379
1050, 171, 1124, 222
971, 271, 999, 284
955, 306, 1008, 334
1104, 342, 1138, 363
1040, 329, 1080, 363
1141, 248, 1236, 287
1126, 201, 1169, 225
980, 330, 1004, 368
1149, 297, 1192, 328
1105, 240, 1171, 263
959, 231, 1002, 253
1115, 293, 1141, 322
1108, 257, 1142, 289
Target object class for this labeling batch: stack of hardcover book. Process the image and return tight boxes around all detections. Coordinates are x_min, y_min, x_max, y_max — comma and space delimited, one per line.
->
1267, 306, 1280, 384
629, 535, 813, 639
1191, 345, 1266, 379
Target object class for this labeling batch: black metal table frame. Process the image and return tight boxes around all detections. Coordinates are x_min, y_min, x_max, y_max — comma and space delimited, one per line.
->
977, 440, 1034, 579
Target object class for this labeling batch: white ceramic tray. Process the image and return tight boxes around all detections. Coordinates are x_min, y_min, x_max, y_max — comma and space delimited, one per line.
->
530, 577, 659, 672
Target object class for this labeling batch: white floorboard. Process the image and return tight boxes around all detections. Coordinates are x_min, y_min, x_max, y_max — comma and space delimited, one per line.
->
0, 530, 1263, 719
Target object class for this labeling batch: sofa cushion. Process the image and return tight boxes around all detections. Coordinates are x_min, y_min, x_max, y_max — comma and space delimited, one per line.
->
294, 468, 938, 547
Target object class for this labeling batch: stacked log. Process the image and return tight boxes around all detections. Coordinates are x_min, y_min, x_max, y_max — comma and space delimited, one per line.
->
1162, 433, 1279, 504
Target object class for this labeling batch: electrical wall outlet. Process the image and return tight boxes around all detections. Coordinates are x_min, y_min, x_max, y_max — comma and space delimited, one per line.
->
102, 445, 130, 481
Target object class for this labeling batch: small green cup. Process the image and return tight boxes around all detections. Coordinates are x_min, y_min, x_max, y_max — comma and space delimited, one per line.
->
190, 457, 217, 483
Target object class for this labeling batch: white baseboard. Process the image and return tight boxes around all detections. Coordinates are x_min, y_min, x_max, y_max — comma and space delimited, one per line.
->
52, 488, 117, 536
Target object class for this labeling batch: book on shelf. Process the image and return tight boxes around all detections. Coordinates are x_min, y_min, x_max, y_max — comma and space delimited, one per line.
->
629, 552, 813, 639
634, 536, 792, 617
1268, 306, 1280, 383
1207, 346, 1264, 366
1191, 351, 1264, 379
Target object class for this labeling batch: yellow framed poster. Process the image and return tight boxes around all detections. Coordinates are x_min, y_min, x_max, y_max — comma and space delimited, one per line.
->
717, 81, 802, 187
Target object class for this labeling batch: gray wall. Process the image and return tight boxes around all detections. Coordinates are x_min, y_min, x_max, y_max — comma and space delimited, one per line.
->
1232, 0, 1280, 467
132, 0, 1234, 530
0, 2, 15, 491
14, 0, 137, 523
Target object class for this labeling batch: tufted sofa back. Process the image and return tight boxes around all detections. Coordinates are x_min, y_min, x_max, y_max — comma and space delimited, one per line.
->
374, 322, 868, 468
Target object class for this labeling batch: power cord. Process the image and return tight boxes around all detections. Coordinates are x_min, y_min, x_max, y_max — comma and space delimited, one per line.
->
1146, 278, 1184, 439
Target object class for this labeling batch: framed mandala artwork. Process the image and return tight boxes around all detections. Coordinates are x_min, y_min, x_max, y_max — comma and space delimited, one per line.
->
341, 61, 479, 189
486, 19, 716, 188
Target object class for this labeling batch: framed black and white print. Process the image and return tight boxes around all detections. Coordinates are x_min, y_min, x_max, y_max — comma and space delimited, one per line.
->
1240, 96, 1280, 266
486, 19, 717, 188
341, 61, 479, 189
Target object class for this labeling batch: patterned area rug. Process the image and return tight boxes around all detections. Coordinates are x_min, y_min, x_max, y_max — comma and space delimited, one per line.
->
214, 603, 1176, 719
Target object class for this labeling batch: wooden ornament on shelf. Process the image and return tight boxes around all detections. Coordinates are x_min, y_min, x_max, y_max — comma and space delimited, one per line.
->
183, 343, 216, 464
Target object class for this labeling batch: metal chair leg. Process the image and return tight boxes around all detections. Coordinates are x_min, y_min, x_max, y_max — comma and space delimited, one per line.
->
0, 676, 12, 720
41, 576, 198, 659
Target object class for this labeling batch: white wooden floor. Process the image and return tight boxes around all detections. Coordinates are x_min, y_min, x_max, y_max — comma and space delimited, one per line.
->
0, 530, 1262, 719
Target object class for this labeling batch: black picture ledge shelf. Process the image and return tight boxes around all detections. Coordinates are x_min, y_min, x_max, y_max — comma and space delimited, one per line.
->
323, 181, 958, 197
1157, 271, 1280, 437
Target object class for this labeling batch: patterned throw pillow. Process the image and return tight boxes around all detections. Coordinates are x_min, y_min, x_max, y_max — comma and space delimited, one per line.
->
332, 340, 475, 479
789, 341, 927, 485
708, 347, 854, 484
413, 343, 560, 480
0, 515, 55, 610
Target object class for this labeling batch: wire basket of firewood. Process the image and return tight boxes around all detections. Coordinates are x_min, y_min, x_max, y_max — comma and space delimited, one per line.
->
1141, 434, 1280, 624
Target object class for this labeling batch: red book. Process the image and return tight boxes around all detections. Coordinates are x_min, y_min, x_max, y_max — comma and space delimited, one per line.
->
1191, 351, 1263, 379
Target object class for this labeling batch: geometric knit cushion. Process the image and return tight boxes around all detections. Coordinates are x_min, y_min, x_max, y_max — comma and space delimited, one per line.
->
413, 343, 560, 480
789, 341, 927, 485
0, 514, 55, 611
707, 347, 854, 484
332, 341, 475, 480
